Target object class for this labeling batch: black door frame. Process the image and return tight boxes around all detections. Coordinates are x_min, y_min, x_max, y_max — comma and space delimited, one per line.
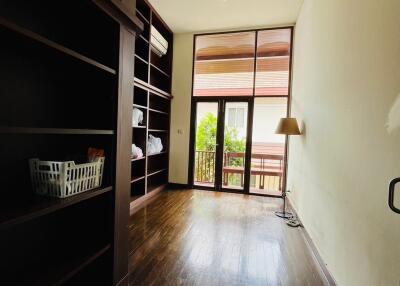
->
188, 26, 294, 198
188, 96, 253, 194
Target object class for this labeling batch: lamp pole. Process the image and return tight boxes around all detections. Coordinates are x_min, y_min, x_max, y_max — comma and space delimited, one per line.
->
274, 118, 301, 219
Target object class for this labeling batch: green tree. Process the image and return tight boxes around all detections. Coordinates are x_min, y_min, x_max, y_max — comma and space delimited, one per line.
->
196, 113, 246, 186
196, 113, 218, 151
196, 113, 245, 153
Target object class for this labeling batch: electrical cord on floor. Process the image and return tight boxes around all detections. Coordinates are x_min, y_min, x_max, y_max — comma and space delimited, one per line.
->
285, 215, 301, 227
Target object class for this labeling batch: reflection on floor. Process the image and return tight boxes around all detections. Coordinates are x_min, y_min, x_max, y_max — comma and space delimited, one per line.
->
194, 182, 214, 188
250, 188, 282, 197
128, 189, 325, 286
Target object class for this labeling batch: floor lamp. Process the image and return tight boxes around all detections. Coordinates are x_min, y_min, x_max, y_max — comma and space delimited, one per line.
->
274, 117, 301, 219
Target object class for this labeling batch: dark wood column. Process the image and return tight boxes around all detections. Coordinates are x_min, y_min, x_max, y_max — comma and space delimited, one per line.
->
114, 25, 135, 286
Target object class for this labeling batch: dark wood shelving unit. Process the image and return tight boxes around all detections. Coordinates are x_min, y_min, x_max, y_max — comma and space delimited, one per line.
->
0, 17, 116, 75
27, 244, 111, 286
135, 9, 150, 25
133, 104, 147, 110
147, 151, 168, 157
150, 62, 170, 78
135, 53, 148, 64
134, 77, 172, 98
0, 1, 143, 285
0, 187, 113, 231
139, 34, 149, 43
131, 175, 146, 183
53, 244, 111, 285
130, 0, 173, 212
147, 168, 168, 177
132, 156, 146, 162
148, 128, 169, 133
149, 108, 169, 115
0, 127, 115, 135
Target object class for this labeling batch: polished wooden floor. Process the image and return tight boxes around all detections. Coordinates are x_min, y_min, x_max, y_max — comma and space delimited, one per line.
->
128, 189, 325, 286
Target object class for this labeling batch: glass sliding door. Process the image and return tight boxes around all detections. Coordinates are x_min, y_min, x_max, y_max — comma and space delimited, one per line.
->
221, 102, 249, 191
250, 98, 287, 196
194, 102, 219, 188
191, 27, 293, 197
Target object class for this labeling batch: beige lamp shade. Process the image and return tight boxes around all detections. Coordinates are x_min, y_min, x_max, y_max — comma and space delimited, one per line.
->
275, 118, 301, 135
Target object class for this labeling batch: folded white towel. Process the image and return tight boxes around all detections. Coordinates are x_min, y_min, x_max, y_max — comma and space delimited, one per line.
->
132, 108, 144, 127
132, 144, 143, 158
150, 25, 168, 57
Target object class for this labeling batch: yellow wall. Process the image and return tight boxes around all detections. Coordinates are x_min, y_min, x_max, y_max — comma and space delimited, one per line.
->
169, 33, 193, 183
288, 0, 400, 285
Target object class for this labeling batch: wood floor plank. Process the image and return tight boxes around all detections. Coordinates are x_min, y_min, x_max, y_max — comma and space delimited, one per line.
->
129, 189, 326, 286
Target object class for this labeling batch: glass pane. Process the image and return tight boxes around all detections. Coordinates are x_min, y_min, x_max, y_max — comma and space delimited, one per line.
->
236, 108, 244, 127
255, 29, 292, 96
194, 102, 218, 187
222, 102, 248, 190
250, 98, 287, 195
193, 32, 256, 97
228, 108, 236, 127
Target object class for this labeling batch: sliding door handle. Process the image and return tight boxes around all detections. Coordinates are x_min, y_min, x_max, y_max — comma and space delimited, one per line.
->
389, 177, 400, 214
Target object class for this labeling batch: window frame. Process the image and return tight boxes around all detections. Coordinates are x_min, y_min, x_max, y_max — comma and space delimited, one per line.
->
188, 26, 295, 198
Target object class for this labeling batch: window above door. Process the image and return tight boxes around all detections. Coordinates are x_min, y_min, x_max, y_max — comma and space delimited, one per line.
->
192, 28, 292, 98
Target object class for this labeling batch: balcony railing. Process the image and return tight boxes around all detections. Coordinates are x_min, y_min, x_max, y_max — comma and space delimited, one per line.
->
195, 150, 216, 184
195, 149, 284, 194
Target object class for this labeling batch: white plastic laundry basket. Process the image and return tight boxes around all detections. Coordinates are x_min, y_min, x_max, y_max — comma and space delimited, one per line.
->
29, 157, 105, 198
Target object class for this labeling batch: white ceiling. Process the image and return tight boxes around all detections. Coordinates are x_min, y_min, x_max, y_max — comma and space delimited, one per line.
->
148, 0, 304, 33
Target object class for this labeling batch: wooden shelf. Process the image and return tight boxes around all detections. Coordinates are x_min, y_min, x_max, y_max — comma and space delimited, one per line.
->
131, 176, 146, 183
31, 244, 111, 286
0, 127, 115, 135
148, 129, 168, 133
135, 9, 150, 25
147, 168, 168, 177
134, 77, 172, 99
131, 0, 171, 213
133, 103, 148, 109
0, 2, 137, 283
131, 156, 146, 162
149, 108, 168, 115
147, 151, 167, 157
133, 125, 146, 129
147, 183, 167, 194
135, 54, 148, 64
0, 186, 113, 230
150, 63, 170, 78
0, 17, 116, 75
139, 34, 149, 44
130, 194, 143, 203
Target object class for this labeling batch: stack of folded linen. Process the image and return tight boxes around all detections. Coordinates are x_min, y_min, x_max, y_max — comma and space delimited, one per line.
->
150, 25, 168, 57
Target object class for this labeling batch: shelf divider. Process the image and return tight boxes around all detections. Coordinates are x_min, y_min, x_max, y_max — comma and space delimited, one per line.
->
148, 129, 168, 133
147, 168, 168, 177
150, 63, 170, 78
134, 77, 172, 99
131, 176, 146, 183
